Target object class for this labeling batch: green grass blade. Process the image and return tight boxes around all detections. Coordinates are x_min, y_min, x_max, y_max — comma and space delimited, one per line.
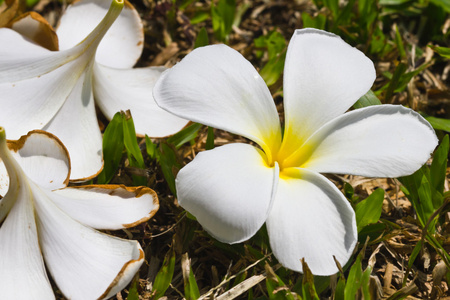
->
97, 111, 125, 184
355, 188, 385, 232
153, 249, 176, 299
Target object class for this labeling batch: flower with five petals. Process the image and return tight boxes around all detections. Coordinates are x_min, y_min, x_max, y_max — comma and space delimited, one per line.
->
0, 127, 159, 299
153, 28, 438, 275
0, 0, 188, 181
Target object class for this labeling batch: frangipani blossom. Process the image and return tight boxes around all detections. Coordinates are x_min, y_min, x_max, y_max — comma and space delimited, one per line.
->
0, 127, 159, 299
0, 0, 188, 181
153, 28, 438, 275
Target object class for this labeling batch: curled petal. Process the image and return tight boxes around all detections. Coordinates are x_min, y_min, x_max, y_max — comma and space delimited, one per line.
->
176, 143, 279, 243
7, 130, 70, 190
57, 0, 143, 68
93, 63, 189, 137
43, 68, 103, 181
154, 44, 282, 159
294, 105, 438, 177
280, 28, 376, 157
33, 186, 144, 300
266, 168, 357, 275
11, 11, 59, 51
51, 185, 159, 230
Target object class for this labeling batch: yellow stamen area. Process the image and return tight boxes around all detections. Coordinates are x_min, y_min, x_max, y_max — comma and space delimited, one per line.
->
261, 125, 316, 175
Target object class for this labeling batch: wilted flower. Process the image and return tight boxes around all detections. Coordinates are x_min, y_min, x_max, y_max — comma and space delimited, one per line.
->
153, 28, 438, 275
0, 127, 159, 299
0, 0, 188, 181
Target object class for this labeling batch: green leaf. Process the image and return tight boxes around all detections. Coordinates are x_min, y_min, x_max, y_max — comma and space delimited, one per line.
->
301, 12, 326, 29
333, 0, 355, 29
394, 25, 406, 60
26, 0, 40, 7
145, 135, 158, 160
343, 182, 355, 200
179, 0, 195, 10
159, 142, 180, 196
355, 188, 385, 232
417, 175, 434, 223
384, 62, 408, 102
423, 115, 450, 132
97, 112, 125, 184
404, 239, 423, 286
122, 111, 146, 185
379, 0, 413, 5
190, 11, 210, 24
334, 276, 346, 300
429, 45, 450, 59
153, 249, 176, 299
358, 0, 377, 29
429, 0, 450, 13
126, 279, 140, 300
194, 27, 209, 48
301, 259, 320, 300
344, 254, 362, 300
123, 114, 145, 169
360, 266, 372, 300
399, 167, 433, 228
430, 135, 449, 194
353, 90, 382, 109
324, 0, 339, 18
259, 51, 286, 86
394, 62, 430, 93
167, 123, 202, 149
183, 256, 200, 300
254, 31, 287, 86
211, 0, 236, 42
206, 127, 215, 150
265, 263, 295, 300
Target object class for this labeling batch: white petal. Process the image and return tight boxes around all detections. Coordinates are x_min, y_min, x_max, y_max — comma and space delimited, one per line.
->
0, 28, 69, 83
7, 130, 70, 190
293, 105, 438, 177
57, 0, 143, 68
51, 185, 159, 230
0, 164, 54, 299
93, 63, 189, 137
43, 67, 103, 181
266, 168, 357, 275
0, 0, 123, 141
0, 50, 87, 139
33, 185, 144, 300
176, 143, 279, 244
280, 28, 376, 157
154, 44, 282, 159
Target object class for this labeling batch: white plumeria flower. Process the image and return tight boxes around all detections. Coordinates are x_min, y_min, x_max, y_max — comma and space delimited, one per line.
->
153, 28, 438, 275
0, 0, 188, 181
0, 127, 159, 299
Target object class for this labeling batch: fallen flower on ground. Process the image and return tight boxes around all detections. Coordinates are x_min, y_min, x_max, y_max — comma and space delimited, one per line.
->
0, 0, 188, 181
153, 28, 438, 275
0, 127, 159, 299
